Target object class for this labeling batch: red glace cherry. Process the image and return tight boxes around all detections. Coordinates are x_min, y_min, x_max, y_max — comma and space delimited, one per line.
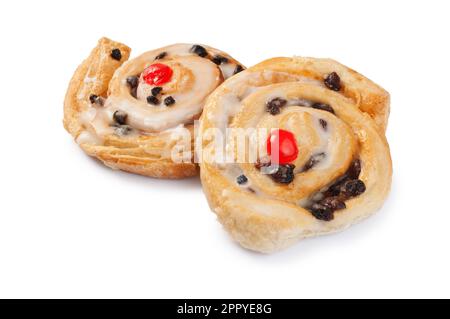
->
142, 63, 173, 86
267, 129, 299, 164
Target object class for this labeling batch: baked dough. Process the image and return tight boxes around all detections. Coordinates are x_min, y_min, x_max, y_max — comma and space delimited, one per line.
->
249, 57, 390, 132
199, 57, 392, 253
64, 37, 245, 178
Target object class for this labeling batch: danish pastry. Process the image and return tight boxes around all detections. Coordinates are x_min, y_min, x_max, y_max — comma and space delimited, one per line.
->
198, 57, 392, 253
64, 37, 244, 178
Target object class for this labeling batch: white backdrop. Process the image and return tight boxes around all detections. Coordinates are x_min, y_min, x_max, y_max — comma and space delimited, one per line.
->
0, 0, 449, 298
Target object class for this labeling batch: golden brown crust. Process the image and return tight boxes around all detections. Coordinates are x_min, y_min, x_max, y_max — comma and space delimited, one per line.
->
64, 37, 131, 136
251, 57, 390, 132
64, 38, 209, 179
199, 58, 392, 253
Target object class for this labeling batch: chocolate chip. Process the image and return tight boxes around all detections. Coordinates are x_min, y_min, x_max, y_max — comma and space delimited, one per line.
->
233, 65, 244, 75
324, 177, 346, 197
268, 97, 287, 108
114, 125, 132, 136
308, 190, 346, 221
89, 94, 104, 106
310, 204, 334, 221
113, 110, 127, 125
312, 102, 335, 114
151, 86, 163, 96
126, 76, 139, 89
266, 97, 287, 115
307, 158, 364, 221
110, 49, 122, 61
301, 153, 326, 172
190, 45, 208, 57
147, 95, 159, 105
319, 119, 328, 130
270, 164, 295, 184
89, 94, 98, 104
347, 159, 362, 179
323, 160, 362, 197
255, 157, 271, 170
164, 96, 176, 106
339, 179, 366, 198
268, 107, 280, 116
236, 175, 248, 185
212, 55, 229, 65
324, 72, 341, 91
130, 87, 137, 99
320, 196, 346, 211
155, 52, 167, 60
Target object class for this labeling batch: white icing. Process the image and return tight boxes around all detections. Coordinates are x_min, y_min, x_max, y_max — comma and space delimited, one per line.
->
76, 130, 102, 145
79, 107, 97, 124
83, 76, 97, 84
214, 93, 242, 132
220, 63, 238, 79
77, 44, 242, 143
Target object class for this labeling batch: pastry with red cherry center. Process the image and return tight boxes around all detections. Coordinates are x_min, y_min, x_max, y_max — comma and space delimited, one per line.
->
198, 57, 392, 252
64, 37, 245, 178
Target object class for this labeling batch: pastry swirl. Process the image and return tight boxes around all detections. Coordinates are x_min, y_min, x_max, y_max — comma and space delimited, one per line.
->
199, 57, 392, 253
64, 37, 244, 178
248, 57, 390, 132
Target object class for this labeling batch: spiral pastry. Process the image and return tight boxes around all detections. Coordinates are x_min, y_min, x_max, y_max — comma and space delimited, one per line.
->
199, 57, 392, 253
64, 37, 244, 178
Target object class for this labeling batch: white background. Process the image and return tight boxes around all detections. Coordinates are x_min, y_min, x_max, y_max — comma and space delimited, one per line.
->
0, 0, 449, 299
